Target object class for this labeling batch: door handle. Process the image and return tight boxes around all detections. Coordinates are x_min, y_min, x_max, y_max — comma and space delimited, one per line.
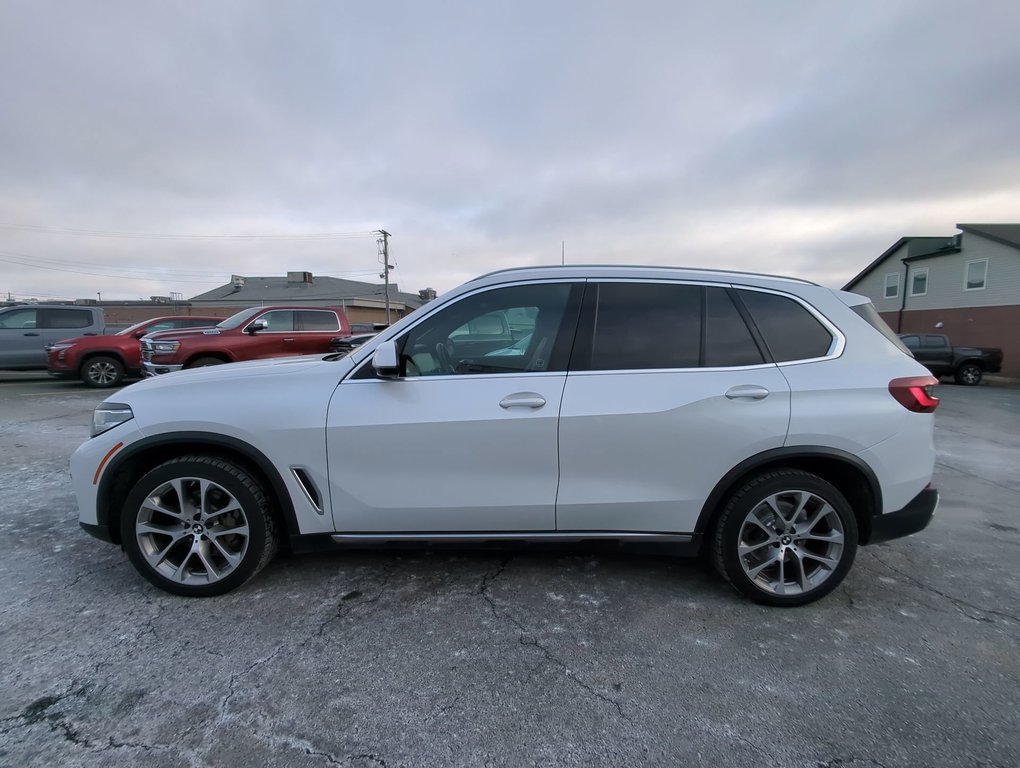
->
725, 385, 770, 400
499, 392, 547, 409
23, 332, 40, 336
283, 338, 296, 342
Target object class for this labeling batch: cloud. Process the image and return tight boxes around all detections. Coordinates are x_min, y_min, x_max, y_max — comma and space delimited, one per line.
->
1, 0, 1019, 301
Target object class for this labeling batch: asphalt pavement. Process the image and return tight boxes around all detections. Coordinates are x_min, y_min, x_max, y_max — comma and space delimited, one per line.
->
0, 372, 1017, 767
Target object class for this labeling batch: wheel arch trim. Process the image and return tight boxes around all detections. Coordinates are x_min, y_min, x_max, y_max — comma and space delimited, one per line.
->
95, 431, 299, 544
695, 446, 882, 541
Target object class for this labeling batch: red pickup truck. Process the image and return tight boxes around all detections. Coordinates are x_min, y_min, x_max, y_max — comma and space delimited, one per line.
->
47, 315, 221, 387
141, 305, 350, 375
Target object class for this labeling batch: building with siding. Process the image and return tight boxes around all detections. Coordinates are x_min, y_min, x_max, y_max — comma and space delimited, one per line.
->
844, 224, 1020, 377
188, 271, 423, 325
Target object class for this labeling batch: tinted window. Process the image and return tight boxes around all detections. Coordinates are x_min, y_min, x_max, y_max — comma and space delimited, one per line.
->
397, 283, 575, 376
41, 309, 93, 329
900, 335, 920, 350
704, 288, 764, 367
922, 335, 946, 348
584, 283, 701, 371
738, 290, 833, 362
296, 311, 340, 331
183, 318, 217, 328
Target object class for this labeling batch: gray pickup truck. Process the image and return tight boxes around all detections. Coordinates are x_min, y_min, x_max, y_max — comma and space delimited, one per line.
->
899, 333, 1004, 385
0, 304, 105, 370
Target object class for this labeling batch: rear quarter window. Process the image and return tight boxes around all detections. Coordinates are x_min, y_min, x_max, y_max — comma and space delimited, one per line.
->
737, 290, 834, 362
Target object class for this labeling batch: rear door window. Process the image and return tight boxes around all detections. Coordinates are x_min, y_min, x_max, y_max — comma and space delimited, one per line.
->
737, 290, 834, 362
296, 311, 341, 332
577, 282, 702, 371
704, 288, 765, 367
40, 309, 93, 329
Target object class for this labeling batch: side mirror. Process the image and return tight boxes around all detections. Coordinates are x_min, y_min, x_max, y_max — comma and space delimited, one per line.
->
372, 340, 400, 379
245, 319, 268, 334
133, 330, 147, 339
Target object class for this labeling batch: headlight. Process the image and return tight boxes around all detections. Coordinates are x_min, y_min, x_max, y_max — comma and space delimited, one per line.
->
150, 341, 180, 354
47, 343, 76, 352
92, 403, 134, 437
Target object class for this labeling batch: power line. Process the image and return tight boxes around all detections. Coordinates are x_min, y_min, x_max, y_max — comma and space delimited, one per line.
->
0, 222, 380, 241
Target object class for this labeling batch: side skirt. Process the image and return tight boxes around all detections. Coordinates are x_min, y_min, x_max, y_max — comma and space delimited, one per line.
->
289, 531, 702, 557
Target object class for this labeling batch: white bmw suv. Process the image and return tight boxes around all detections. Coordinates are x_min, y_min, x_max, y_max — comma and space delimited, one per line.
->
72, 266, 940, 606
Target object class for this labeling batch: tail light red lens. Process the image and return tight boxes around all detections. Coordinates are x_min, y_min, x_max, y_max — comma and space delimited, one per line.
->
888, 376, 940, 413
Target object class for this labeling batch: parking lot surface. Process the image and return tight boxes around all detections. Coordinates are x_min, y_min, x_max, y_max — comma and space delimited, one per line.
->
1, 371, 1018, 767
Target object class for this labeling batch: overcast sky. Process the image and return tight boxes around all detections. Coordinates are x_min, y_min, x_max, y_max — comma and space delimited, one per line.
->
2, 0, 1019, 302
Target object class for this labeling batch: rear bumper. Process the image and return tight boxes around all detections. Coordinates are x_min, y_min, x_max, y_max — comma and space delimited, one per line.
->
867, 486, 938, 545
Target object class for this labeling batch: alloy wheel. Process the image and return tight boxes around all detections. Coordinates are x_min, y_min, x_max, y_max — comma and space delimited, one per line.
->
135, 477, 250, 585
737, 490, 845, 596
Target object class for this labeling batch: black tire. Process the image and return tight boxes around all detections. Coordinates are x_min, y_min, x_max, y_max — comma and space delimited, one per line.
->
81, 355, 125, 388
711, 469, 858, 606
954, 363, 982, 386
187, 357, 226, 369
120, 455, 278, 597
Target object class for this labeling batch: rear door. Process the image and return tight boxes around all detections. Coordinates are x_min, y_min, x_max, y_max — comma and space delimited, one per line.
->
556, 281, 791, 533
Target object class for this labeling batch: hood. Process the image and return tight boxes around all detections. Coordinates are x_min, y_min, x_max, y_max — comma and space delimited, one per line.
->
119, 353, 353, 395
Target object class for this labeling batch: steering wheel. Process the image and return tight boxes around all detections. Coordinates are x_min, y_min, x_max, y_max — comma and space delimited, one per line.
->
433, 340, 455, 373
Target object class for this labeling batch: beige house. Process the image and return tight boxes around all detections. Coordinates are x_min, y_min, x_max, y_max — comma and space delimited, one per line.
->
844, 224, 1020, 376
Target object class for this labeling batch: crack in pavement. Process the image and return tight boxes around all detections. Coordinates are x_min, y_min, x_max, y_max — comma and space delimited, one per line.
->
865, 549, 1020, 625
0, 681, 176, 758
477, 556, 632, 722
216, 644, 287, 721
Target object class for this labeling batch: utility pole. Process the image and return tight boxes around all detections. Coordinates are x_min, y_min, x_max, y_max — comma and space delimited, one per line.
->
377, 229, 393, 324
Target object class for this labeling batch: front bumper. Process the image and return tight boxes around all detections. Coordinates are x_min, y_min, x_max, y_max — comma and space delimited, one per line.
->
867, 486, 938, 544
142, 361, 183, 376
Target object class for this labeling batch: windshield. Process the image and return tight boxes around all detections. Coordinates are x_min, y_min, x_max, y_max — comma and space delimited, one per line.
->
216, 307, 264, 330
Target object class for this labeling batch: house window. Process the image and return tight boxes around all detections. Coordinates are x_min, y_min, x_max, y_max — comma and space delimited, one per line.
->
910, 268, 928, 297
964, 259, 987, 291
884, 273, 899, 299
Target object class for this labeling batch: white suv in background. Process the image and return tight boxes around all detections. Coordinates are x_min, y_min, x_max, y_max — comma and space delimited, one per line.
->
72, 266, 940, 606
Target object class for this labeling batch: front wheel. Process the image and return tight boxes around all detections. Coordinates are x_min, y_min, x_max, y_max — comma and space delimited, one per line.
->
954, 363, 982, 386
187, 357, 226, 369
711, 469, 858, 606
120, 455, 278, 596
81, 355, 125, 388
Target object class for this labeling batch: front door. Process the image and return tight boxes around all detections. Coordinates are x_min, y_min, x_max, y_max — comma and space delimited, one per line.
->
325, 281, 582, 532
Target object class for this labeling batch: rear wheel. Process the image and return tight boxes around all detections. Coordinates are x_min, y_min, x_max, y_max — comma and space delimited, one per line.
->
954, 363, 982, 386
81, 355, 125, 388
120, 455, 278, 596
711, 469, 858, 606
187, 357, 225, 369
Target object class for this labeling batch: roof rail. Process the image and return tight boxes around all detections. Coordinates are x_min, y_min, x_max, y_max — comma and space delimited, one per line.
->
468, 264, 819, 286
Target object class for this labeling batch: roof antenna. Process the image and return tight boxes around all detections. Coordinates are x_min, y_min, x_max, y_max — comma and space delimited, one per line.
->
561, 240, 565, 265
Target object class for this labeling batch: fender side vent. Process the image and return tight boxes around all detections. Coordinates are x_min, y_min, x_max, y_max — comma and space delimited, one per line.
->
291, 467, 323, 515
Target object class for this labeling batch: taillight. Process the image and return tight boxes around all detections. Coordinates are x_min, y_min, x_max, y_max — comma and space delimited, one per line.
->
888, 376, 940, 413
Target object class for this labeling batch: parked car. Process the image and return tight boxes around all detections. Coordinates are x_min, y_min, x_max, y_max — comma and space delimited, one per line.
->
140, 305, 350, 375
898, 333, 1003, 385
72, 266, 939, 606
328, 333, 377, 355
46, 316, 222, 388
0, 304, 105, 370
